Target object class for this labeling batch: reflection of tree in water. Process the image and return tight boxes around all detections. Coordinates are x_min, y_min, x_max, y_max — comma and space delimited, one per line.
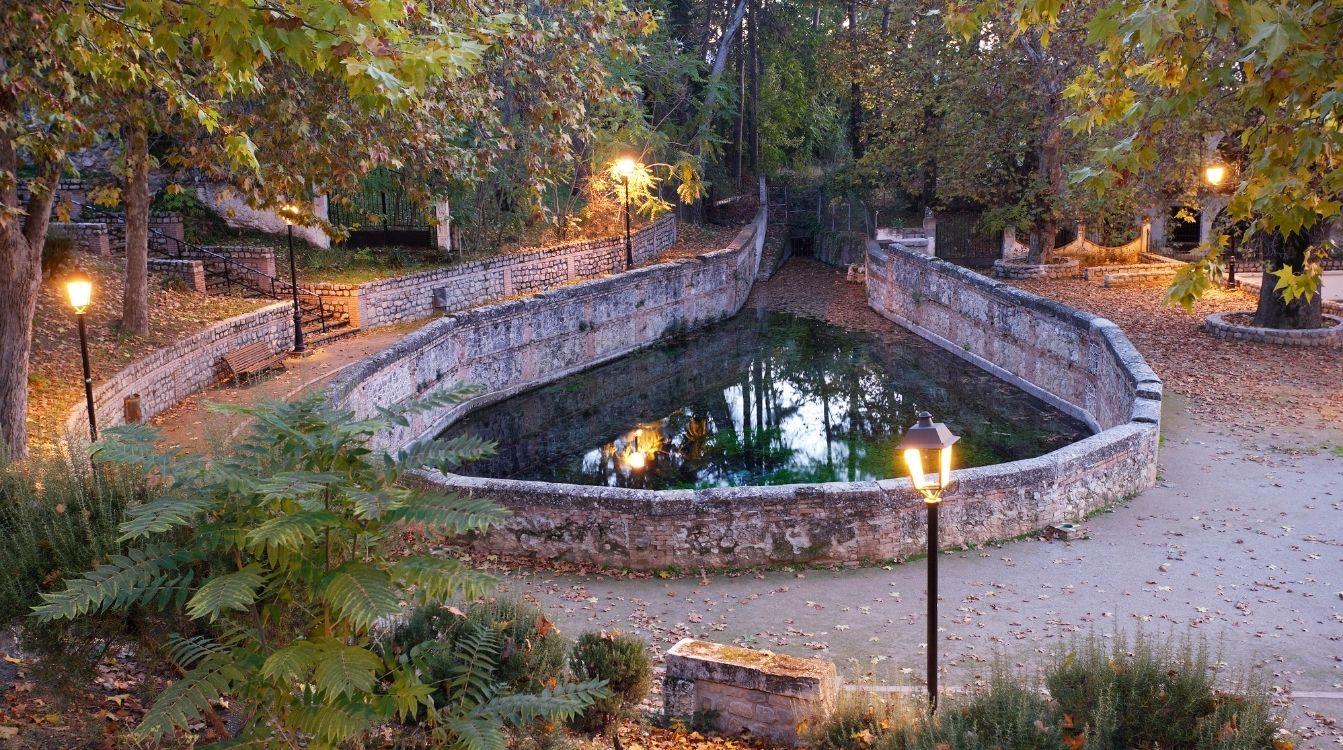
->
441, 311, 1089, 489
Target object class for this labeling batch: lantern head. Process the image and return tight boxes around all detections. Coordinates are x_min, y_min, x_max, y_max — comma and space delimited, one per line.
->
898, 411, 959, 502
612, 157, 637, 183
66, 273, 93, 314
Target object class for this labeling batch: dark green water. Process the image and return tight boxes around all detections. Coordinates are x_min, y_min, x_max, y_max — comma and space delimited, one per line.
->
440, 310, 1090, 489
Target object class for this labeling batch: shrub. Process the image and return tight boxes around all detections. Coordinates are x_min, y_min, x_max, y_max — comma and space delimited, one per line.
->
34, 393, 606, 749
912, 669, 1059, 750
389, 597, 571, 696
42, 232, 77, 275
0, 447, 136, 627
802, 635, 1284, 750
807, 690, 911, 750
1045, 633, 1280, 750
568, 631, 653, 733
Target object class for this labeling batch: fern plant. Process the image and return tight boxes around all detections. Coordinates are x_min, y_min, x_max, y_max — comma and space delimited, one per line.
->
31, 390, 548, 748
413, 626, 607, 750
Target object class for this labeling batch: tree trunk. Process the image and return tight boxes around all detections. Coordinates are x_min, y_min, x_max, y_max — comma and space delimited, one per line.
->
122, 122, 150, 335
0, 136, 58, 460
748, 0, 760, 174
1252, 226, 1326, 329
847, 0, 863, 160
1028, 98, 1064, 264
735, 32, 745, 188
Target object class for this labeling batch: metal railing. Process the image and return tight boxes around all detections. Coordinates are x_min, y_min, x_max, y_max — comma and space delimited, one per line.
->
68, 200, 342, 333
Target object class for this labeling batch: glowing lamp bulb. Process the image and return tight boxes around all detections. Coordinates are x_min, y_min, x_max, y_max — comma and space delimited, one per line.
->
66, 276, 93, 314
613, 157, 637, 182
1204, 164, 1227, 187
624, 450, 647, 471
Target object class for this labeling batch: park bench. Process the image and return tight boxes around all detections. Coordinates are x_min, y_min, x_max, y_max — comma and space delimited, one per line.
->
220, 341, 286, 384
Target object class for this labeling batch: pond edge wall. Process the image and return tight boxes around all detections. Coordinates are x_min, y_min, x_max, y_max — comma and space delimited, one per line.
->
326, 185, 768, 453
330, 183, 1162, 571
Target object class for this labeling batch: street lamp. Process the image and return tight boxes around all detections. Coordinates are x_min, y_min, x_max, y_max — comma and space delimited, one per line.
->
66, 272, 97, 442
282, 203, 305, 354
899, 410, 959, 713
1203, 163, 1227, 188
612, 157, 637, 270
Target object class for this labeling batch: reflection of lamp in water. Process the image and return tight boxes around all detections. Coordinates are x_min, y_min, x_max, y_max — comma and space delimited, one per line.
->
622, 431, 649, 471
623, 449, 647, 471
898, 410, 959, 715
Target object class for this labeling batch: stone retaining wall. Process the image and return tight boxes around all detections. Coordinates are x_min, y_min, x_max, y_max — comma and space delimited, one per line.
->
992, 257, 1081, 279
326, 213, 761, 453
63, 303, 293, 445
314, 215, 677, 328
50, 222, 112, 256
59, 215, 681, 450
147, 258, 207, 293
327, 182, 1160, 571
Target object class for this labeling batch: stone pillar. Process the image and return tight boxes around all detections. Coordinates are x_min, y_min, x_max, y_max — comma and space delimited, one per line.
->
922, 208, 937, 257
1199, 194, 1230, 247
1001, 226, 1028, 261
1144, 204, 1168, 253
663, 639, 838, 747
435, 199, 453, 255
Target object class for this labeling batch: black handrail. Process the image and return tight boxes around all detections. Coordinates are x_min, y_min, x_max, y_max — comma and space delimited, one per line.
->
67, 200, 342, 304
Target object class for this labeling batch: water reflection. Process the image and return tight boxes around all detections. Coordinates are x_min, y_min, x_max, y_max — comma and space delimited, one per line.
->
441, 310, 1089, 489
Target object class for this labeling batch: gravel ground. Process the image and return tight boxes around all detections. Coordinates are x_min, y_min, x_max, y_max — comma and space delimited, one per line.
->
1011, 276, 1343, 440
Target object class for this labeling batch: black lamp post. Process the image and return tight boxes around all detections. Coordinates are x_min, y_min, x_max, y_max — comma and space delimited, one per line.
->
66, 273, 97, 442
284, 205, 305, 354
613, 157, 637, 270
899, 410, 959, 713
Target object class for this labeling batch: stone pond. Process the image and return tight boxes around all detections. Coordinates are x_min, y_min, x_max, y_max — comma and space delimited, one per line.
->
440, 309, 1090, 490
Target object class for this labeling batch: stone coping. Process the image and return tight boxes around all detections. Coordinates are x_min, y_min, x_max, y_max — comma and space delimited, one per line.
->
1205, 311, 1343, 347
665, 639, 837, 698
993, 257, 1081, 279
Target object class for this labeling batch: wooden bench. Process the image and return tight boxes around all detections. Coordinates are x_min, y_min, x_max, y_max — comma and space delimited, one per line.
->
220, 341, 286, 384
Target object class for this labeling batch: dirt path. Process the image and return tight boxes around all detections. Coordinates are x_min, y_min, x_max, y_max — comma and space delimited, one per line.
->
150, 323, 419, 453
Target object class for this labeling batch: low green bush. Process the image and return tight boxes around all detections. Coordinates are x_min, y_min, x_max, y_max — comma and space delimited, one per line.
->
389, 597, 572, 696
0, 448, 137, 627
806, 635, 1284, 750
568, 631, 653, 733
41, 232, 77, 275
807, 691, 911, 750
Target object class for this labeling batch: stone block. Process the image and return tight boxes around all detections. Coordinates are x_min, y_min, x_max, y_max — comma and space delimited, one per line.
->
664, 639, 837, 746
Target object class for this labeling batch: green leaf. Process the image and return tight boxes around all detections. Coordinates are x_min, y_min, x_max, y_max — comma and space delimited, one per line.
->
391, 556, 498, 602
185, 564, 266, 622
383, 494, 508, 535
136, 652, 241, 739
321, 563, 403, 633
244, 510, 341, 563
118, 493, 213, 541
260, 640, 321, 682
312, 641, 382, 699
32, 544, 193, 621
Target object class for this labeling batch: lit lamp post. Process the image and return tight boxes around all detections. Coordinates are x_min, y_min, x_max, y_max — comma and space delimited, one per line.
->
66, 273, 97, 442
1203, 163, 1227, 189
1202, 162, 1238, 287
612, 157, 637, 270
282, 204, 305, 354
899, 410, 959, 713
